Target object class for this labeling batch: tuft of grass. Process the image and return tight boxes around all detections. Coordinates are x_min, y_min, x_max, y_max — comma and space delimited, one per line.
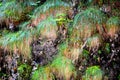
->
83, 66, 103, 80
72, 7, 107, 40
0, 16, 58, 59
73, 7, 106, 27
31, 0, 70, 26
87, 34, 102, 50
106, 16, 120, 38
51, 56, 76, 80
33, 0, 69, 17
31, 66, 54, 80
0, 30, 33, 59
36, 16, 58, 40
0, 0, 36, 28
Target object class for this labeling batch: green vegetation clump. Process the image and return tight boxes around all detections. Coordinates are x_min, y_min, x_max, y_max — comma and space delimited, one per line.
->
0, 30, 32, 59
32, 56, 76, 80
0, 16, 57, 59
87, 34, 102, 49
83, 66, 103, 80
71, 7, 107, 43
32, 66, 54, 80
0, 0, 23, 21
73, 7, 106, 27
51, 56, 76, 80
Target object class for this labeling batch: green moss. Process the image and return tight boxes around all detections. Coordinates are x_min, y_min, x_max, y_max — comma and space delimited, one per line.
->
83, 66, 103, 80
31, 66, 54, 80
0, 16, 57, 59
18, 63, 32, 80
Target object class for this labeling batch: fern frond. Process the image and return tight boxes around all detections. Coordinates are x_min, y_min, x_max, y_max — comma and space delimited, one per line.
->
32, 66, 54, 80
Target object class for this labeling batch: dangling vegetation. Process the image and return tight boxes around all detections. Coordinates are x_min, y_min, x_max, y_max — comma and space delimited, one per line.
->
0, 0, 120, 80
106, 16, 120, 38
32, 66, 54, 80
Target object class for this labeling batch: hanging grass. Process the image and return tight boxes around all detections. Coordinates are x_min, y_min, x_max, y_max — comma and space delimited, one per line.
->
73, 7, 106, 27
72, 7, 107, 42
36, 16, 58, 40
86, 34, 102, 50
58, 41, 69, 56
0, 15, 58, 59
33, 0, 69, 17
106, 16, 120, 38
51, 56, 76, 80
31, 0, 70, 26
58, 40, 87, 62
0, 30, 33, 59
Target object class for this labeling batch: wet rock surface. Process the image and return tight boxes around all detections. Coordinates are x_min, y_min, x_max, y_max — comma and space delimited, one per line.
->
32, 39, 58, 66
